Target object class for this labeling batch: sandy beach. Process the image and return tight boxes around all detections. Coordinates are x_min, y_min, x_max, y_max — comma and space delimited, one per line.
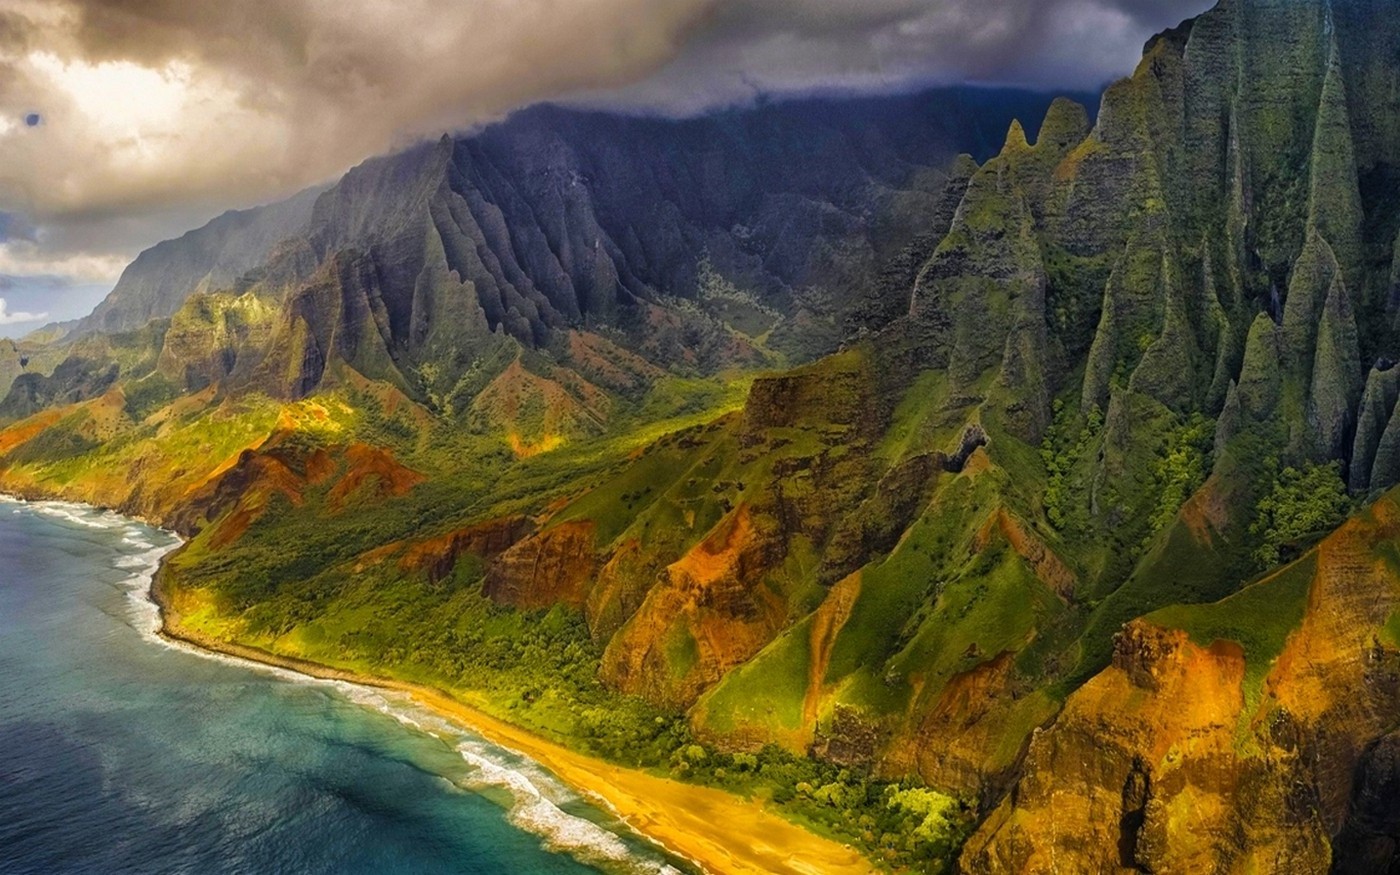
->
152, 573, 874, 875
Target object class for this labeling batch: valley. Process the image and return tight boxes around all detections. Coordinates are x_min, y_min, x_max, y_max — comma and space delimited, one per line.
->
7, 2, 1400, 870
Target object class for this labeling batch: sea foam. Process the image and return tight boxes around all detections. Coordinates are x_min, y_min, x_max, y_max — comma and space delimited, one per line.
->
2, 496, 681, 874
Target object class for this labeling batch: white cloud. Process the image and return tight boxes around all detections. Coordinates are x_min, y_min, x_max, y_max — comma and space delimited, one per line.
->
0, 238, 128, 285
0, 297, 48, 326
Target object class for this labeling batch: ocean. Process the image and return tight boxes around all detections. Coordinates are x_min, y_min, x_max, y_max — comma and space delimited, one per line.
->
0, 498, 684, 875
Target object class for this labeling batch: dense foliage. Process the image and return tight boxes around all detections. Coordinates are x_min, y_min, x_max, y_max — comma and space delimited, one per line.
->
1250, 461, 1352, 569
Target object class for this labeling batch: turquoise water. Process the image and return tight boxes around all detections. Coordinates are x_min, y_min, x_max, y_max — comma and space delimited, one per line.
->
0, 499, 683, 875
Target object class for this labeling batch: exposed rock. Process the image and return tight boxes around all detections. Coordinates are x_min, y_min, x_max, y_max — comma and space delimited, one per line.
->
78, 187, 320, 336
157, 292, 278, 391
1081, 217, 1171, 413
482, 520, 599, 610
738, 353, 876, 446
967, 494, 1400, 873
1308, 273, 1364, 460
0, 358, 120, 423
1283, 232, 1343, 378
602, 505, 788, 708
1305, 38, 1365, 287
1351, 364, 1400, 493
1333, 731, 1400, 875
1127, 254, 1201, 413
399, 515, 534, 584
1236, 312, 1284, 421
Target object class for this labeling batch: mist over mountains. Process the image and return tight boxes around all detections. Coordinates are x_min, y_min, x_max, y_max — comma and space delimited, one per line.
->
7, 1, 1400, 871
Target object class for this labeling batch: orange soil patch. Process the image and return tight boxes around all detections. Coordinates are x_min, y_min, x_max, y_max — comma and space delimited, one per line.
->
0, 410, 62, 454
975, 506, 1076, 600
342, 369, 434, 427
1083, 624, 1247, 762
206, 454, 312, 548
1177, 472, 1231, 543
671, 504, 754, 585
474, 359, 607, 454
182, 435, 275, 498
327, 443, 424, 509
508, 431, 566, 458
804, 571, 862, 730
355, 540, 409, 572
960, 446, 993, 476
398, 516, 532, 582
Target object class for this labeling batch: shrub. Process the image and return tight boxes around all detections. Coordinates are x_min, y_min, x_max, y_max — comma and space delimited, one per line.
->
1250, 461, 1350, 569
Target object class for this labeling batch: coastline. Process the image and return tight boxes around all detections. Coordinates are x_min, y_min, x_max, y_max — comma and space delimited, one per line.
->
147, 558, 874, 875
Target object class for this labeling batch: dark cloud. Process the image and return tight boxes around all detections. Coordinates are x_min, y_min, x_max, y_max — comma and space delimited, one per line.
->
582, 0, 1213, 113
0, 0, 1213, 291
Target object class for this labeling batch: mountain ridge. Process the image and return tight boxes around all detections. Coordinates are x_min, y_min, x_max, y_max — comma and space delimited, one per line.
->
6, 2, 1400, 870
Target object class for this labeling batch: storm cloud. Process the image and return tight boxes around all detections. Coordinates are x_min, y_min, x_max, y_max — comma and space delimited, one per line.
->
0, 0, 1212, 310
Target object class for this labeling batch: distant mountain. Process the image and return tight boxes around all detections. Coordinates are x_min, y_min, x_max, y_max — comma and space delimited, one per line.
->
80, 187, 324, 336
11, 2, 1400, 871
70, 88, 1083, 404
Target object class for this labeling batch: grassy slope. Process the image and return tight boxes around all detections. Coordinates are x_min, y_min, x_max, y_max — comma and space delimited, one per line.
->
0, 324, 1348, 872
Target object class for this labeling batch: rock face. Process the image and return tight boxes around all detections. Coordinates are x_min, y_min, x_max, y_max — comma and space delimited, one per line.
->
15, 1, 1400, 869
81, 187, 321, 335
399, 516, 533, 584
483, 520, 599, 610
67, 88, 1075, 402
601, 504, 789, 707
157, 292, 278, 392
1334, 731, 1400, 874
966, 496, 1400, 872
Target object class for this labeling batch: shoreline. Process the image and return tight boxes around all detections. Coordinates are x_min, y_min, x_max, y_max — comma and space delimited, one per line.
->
147, 559, 874, 875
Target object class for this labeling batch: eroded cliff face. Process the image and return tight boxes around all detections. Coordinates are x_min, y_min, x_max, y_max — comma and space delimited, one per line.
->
10, 0, 1400, 869
966, 495, 1400, 873
483, 520, 599, 610
460, 2, 1400, 861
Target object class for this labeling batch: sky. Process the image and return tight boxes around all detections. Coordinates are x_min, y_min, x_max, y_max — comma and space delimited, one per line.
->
0, 0, 1213, 338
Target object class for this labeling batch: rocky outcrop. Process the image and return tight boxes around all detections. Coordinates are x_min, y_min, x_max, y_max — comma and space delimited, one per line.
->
1308, 272, 1364, 460
739, 352, 878, 445
0, 357, 121, 423
1333, 731, 1400, 874
966, 495, 1400, 873
1305, 39, 1365, 287
400, 516, 534, 584
157, 291, 278, 391
601, 505, 788, 708
77, 87, 1075, 392
468, 357, 610, 453
911, 139, 1052, 441
482, 520, 599, 610
1350, 363, 1400, 493
17, 3, 1400, 871
77, 187, 321, 336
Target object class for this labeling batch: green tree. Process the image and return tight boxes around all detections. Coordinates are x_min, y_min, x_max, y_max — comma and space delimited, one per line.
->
1251, 461, 1351, 569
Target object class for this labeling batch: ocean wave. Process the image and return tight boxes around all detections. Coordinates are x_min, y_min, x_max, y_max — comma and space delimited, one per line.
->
7, 497, 681, 875
115, 545, 184, 641
328, 685, 681, 872
153, 645, 685, 872
456, 740, 683, 875
6, 497, 127, 531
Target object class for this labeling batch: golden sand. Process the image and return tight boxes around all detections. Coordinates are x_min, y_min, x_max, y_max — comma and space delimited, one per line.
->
155, 587, 872, 875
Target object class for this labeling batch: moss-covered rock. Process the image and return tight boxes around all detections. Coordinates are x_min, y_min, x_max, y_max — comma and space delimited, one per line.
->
1349, 364, 1400, 493
1307, 273, 1363, 459
1237, 312, 1284, 421
1305, 39, 1365, 287
1282, 232, 1342, 378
